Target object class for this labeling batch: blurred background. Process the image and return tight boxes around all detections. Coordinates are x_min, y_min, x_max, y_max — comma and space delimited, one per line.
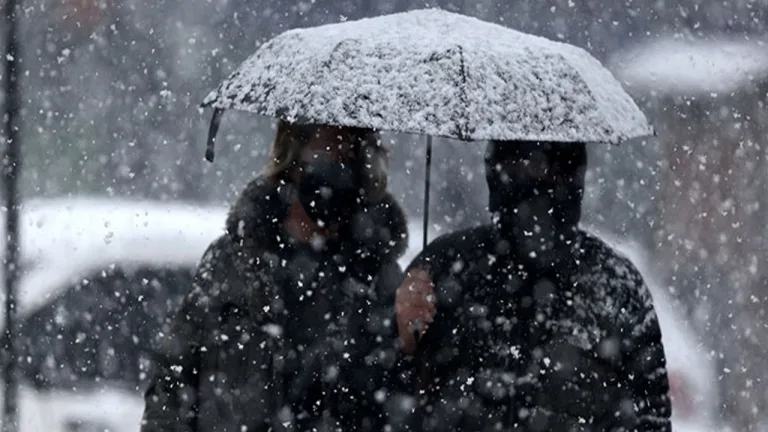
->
1, 0, 767, 431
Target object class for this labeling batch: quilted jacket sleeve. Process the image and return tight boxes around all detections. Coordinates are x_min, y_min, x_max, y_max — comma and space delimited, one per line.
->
615, 259, 673, 432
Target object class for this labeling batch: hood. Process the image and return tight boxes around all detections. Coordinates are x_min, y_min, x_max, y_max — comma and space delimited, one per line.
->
225, 176, 409, 266
485, 140, 587, 226
484, 140, 587, 266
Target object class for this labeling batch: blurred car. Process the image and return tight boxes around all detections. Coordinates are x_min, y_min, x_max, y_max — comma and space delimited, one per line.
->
0, 197, 227, 432
401, 222, 720, 432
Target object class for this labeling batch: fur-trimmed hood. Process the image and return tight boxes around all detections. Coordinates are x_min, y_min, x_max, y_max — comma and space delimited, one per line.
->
225, 176, 409, 268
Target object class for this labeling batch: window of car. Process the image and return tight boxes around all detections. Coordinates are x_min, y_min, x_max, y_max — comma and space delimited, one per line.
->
19, 264, 195, 392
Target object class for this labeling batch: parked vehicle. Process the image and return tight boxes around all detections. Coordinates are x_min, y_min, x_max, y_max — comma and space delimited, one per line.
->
1, 197, 227, 432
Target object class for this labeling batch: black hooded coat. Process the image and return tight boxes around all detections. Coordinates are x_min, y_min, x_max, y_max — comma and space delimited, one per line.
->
141, 177, 410, 432
406, 142, 672, 432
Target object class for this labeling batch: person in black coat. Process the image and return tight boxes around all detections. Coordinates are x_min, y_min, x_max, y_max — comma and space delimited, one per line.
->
396, 140, 672, 431
141, 120, 411, 432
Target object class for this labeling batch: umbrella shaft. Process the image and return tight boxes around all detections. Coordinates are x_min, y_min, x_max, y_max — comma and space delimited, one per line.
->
422, 136, 432, 249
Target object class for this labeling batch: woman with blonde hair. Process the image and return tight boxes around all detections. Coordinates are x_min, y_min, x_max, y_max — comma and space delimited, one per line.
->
141, 120, 409, 432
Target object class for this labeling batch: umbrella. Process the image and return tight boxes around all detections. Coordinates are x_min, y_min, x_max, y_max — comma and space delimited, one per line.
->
200, 7, 653, 389
201, 7, 653, 248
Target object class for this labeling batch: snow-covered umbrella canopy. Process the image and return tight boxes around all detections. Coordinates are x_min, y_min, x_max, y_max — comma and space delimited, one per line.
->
201, 8, 652, 160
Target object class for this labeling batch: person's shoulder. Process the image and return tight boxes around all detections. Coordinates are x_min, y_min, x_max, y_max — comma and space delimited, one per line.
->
578, 232, 644, 280
189, 233, 263, 309
429, 224, 496, 250
576, 231, 653, 308
197, 233, 239, 274
407, 224, 496, 272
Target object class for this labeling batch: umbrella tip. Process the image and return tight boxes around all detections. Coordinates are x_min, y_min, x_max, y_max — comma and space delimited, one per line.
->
205, 108, 225, 163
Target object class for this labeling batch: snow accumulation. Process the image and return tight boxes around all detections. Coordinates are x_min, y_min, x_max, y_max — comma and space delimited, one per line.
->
203, 8, 652, 144
611, 38, 768, 95
0, 197, 227, 322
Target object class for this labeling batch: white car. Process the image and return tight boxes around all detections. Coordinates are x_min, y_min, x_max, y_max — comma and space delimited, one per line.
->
0, 197, 227, 432
401, 222, 720, 432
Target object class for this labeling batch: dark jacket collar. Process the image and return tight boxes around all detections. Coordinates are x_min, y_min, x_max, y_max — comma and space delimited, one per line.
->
225, 176, 409, 269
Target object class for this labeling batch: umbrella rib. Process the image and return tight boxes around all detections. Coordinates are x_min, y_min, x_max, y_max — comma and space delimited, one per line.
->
457, 45, 470, 140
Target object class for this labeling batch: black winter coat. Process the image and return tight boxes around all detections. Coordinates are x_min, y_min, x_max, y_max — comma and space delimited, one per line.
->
407, 226, 672, 432
141, 177, 411, 432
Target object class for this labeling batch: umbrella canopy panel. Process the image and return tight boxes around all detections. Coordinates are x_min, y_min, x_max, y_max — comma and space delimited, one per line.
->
202, 8, 652, 144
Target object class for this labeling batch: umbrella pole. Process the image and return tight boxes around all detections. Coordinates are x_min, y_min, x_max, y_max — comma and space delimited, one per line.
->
413, 135, 432, 393
422, 135, 432, 248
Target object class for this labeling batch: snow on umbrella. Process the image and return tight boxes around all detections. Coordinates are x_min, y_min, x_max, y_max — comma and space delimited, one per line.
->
200, 7, 653, 247
201, 7, 652, 155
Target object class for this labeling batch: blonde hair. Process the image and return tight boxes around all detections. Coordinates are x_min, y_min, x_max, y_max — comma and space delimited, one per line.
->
263, 120, 390, 202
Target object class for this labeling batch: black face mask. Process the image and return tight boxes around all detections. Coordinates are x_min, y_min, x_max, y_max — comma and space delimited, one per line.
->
297, 157, 362, 227
485, 141, 586, 264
